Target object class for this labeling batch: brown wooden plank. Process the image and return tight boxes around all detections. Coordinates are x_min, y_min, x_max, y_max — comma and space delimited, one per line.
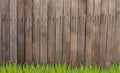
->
70, 0, 78, 66
106, 16, 115, 66
113, 0, 120, 65
25, 0, 33, 63
55, 0, 63, 62
92, 16, 100, 65
17, 0, 25, 64
63, 0, 71, 63
85, 0, 94, 65
0, 0, 2, 64
39, 0, 41, 64
106, 0, 116, 66
47, 0, 56, 63
2, 0, 10, 63
92, 0, 101, 65
40, 0, 48, 64
33, 0, 40, 63
99, 0, 109, 66
10, 0, 17, 62
77, 0, 86, 65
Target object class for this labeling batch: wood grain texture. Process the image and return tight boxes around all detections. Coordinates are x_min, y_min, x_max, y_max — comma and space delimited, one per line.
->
25, 0, 33, 63
70, 0, 78, 66
17, 0, 25, 64
47, 0, 56, 63
114, 0, 120, 65
106, 0, 116, 66
99, 0, 109, 66
77, 0, 86, 65
10, 0, 17, 62
2, 0, 10, 64
55, 0, 63, 62
92, 16, 101, 65
0, 0, 119, 66
85, 0, 94, 65
40, 0, 48, 64
33, 0, 40, 63
0, 0, 2, 64
63, 0, 71, 63
92, 0, 101, 65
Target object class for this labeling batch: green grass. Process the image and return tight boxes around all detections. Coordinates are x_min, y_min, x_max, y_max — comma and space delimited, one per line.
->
0, 62, 120, 73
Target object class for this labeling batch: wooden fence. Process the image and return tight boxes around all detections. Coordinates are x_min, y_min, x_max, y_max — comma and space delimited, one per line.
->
0, 0, 120, 66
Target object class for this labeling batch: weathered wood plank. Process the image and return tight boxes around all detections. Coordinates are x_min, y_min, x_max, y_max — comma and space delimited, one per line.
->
33, 0, 40, 63
25, 0, 33, 63
85, 0, 94, 65
39, 0, 41, 64
47, 0, 56, 63
40, 0, 48, 64
70, 0, 78, 66
10, 0, 17, 62
106, 0, 116, 66
0, 0, 2, 64
17, 0, 25, 64
77, 0, 86, 65
99, 0, 109, 66
55, 0, 63, 62
114, 0, 120, 65
2, 0, 10, 63
92, 0, 101, 65
63, 0, 71, 63
106, 16, 115, 66
92, 16, 101, 65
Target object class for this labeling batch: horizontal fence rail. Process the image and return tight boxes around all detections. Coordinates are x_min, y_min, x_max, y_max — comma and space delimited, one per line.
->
0, 0, 119, 66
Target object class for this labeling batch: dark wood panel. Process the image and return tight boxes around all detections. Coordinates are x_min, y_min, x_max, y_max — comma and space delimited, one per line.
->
47, 0, 56, 63
0, 0, 2, 64
2, 0, 10, 64
25, 0, 33, 63
17, 0, 25, 64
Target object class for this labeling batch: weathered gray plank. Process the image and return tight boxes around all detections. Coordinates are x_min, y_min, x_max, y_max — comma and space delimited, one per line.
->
25, 0, 33, 63
70, 0, 78, 66
33, 0, 40, 63
99, 0, 109, 66
92, 0, 101, 65
77, 0, 86, 65
40, 0, 48, 64
63, 0, 71, 63
106, 0, 116, 66
47, 0, 56, 63
10, 0, 17, 62
2, 0, 10, 63
92, 16, 101, 65
55, 0, 63, 62
17, 0, 25, 64
0, 0, 2, 64
85, 0, 94, 65
113, 0, 120, 65
106, 16, 115, 66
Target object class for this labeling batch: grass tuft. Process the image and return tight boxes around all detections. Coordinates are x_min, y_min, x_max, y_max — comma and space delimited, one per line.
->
0, 63, 120, 73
